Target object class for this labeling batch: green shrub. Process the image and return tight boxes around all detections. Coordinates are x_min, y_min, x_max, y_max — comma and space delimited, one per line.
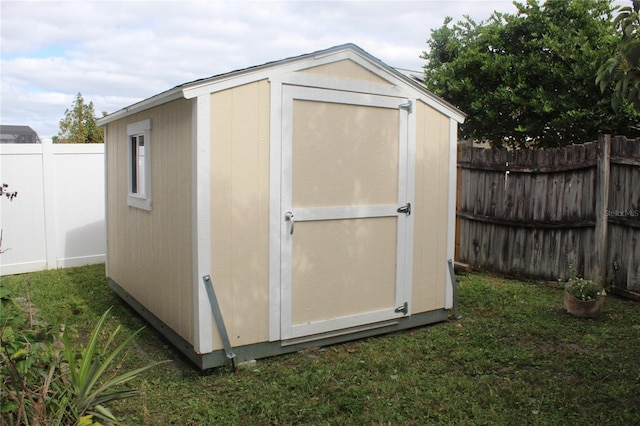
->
0, 285, 167, 425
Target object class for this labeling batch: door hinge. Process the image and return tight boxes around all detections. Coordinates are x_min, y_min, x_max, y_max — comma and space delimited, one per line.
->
397, 203, 411, 216
395, 302, 409, 315
399, 100, 413, 113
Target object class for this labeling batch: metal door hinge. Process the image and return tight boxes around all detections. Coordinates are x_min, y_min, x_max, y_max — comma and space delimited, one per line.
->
397, 203, 411, 215
399, 100, 413, 113
395, 302, 409, 315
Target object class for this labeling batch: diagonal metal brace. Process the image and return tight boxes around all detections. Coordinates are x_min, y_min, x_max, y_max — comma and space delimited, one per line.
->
447, 259, 462, 320
203, 275, 236, 369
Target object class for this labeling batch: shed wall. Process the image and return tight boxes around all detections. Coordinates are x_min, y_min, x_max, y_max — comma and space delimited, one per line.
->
106, 98, 194, 343
412, 100, 451, 312
299, 59, 391, 84
203, 75, 453, 351
209, 80, 271, 350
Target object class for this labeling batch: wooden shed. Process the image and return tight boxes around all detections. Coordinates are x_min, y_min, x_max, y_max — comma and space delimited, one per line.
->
97, 44, 465, 369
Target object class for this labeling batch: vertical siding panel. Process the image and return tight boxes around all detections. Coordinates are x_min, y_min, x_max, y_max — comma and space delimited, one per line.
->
412, 100, 431, 312
256, 80, 271, 340
106, 99, 193, 343
210, 80, 270, 349
299, 59, 391, 84
413, 101, 449, 313
231, 83, 257, 346
210, 88, 235, 351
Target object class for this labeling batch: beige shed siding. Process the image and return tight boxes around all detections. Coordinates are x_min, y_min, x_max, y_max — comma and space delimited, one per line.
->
106, 98, 194, 343
209, 80, 270, 349
292, 217, 398, 324
292, 100, 399, 208
412, 100, 451, 313
299, 59, 391, 85
289, 96, 402, 329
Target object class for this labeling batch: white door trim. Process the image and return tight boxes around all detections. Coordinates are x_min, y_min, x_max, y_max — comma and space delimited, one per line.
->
293, 205, 398, 221
268, 80, 284, 341
275, 84, 415, 341
192, 94, 214, 353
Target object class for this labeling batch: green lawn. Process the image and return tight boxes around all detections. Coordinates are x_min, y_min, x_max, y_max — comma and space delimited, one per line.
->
2, 264, 639, 425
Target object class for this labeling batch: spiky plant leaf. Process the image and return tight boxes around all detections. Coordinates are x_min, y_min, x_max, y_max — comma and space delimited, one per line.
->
63, 307, 169, 423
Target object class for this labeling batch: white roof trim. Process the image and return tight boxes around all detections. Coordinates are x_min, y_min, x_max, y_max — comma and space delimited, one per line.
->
180, 47, 378, 99
97, 43, 465, 126
97, 88, 183, 126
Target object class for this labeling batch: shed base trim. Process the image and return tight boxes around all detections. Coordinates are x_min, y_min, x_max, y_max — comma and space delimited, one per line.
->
108, 279, 203, 367
109, 279, 449, 370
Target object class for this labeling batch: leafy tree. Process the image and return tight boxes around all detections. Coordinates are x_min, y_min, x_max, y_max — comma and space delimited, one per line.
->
55, 92, 104, 143
422, 0, 639, 148
596, 0, 640, 112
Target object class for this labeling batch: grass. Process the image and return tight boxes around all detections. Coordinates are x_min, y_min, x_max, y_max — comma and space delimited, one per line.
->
2, 264, 639, 425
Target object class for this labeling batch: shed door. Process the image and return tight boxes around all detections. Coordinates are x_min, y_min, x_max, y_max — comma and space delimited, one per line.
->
280, 86, 413, 340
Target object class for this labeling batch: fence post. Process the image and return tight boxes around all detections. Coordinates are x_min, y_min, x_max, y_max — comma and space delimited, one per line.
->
41, 138, 57, 270
593, 134, 610, 284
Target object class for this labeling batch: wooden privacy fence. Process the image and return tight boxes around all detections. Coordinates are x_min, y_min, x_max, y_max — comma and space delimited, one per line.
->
456, 135, 640, 295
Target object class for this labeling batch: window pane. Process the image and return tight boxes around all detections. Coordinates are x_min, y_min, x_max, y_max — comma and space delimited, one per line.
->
138, 149, 145, 197
131, 136, 138, 194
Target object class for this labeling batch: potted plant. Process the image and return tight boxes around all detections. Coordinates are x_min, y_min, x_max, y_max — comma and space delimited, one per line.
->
564, 277, 606, 318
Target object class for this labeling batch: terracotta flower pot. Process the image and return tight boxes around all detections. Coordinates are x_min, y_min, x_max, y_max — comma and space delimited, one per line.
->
564, 290, 605, 318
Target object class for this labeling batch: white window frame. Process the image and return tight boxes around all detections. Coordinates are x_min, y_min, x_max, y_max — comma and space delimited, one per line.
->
127, 119, 152, 210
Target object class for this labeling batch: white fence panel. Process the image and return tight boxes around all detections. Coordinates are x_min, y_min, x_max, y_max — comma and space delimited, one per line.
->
0, 140, 105, 275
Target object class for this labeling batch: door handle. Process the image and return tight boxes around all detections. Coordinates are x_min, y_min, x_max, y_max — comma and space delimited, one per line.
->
285, 211, 295, 235
397, 203, 411, 215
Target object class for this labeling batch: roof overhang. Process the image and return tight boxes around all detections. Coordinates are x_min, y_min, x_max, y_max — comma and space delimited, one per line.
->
96, 88, 184, 126
97, 43, 465, 127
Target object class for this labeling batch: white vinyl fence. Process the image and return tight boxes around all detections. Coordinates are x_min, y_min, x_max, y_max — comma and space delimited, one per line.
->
0, 139, 105, 276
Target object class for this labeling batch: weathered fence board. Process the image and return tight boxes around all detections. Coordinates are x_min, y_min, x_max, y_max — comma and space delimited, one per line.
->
457, 135, 640, 294
606, 137, 640, 292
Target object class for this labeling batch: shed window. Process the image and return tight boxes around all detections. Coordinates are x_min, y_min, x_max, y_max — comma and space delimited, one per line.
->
127, 119, 152, 210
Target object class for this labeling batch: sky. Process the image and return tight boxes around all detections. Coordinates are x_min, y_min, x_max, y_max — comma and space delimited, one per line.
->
0, 0, 544, 139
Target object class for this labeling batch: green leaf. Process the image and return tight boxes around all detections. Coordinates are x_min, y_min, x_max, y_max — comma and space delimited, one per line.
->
1, 325, 15, 343
89, 404, 118, 423
63, 307, 169, 423
76, 414, 100, 426
0, 285, 11, 299
0, 400, 19, 414
612, 93, 621, 111
10, 348, 28, 360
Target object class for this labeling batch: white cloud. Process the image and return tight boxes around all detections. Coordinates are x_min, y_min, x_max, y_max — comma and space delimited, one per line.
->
1, 0, 522, 139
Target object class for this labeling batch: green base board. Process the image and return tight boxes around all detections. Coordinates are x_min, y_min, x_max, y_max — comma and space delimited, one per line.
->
109, 279, 450, 370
